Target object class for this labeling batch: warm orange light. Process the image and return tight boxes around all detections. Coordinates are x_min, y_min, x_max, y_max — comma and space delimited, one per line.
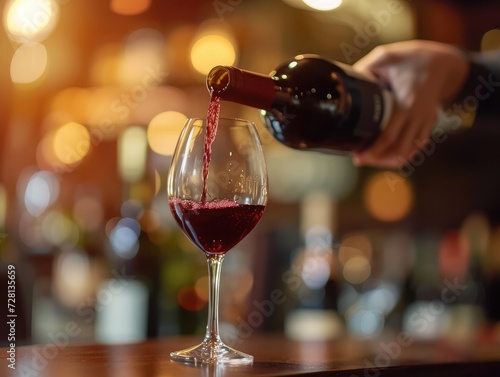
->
10, 42, 47, 84
36, 133, 54, 170
190, 34, 236, 75
89, 44, 122, 86
339, 232, 372, 265
177, 286, 206, 312
85, 87, 126, 139
118, 28, 165, 86
50, 87, 91, 124
481, 28, 500, 52
363, 172, 414, 222
0, 185, 6, 230
147, 111, 187, 156
302, 0, 342, 11
4, 0, 59, 42
194, 276, 209, 302
52, 122, 91, 165
343, 256, 371, 284
137, 209, 160, 233
52, 249, 91, 308
118, 126, 147, 183
154, 169, 161, 196
110, 0, 151, 15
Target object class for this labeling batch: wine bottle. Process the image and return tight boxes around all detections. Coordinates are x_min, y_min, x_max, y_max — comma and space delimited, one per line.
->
207, 54, 393, 154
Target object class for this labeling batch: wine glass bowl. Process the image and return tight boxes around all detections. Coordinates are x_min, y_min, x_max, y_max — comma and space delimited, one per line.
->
167, 117, 267, 364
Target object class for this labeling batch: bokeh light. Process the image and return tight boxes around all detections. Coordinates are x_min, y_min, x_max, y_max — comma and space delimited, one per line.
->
0, 185, 6, 230
53, 248, 91, 308
285, 309, 343, 341
85, 87, 127, 135
403, 301, 448, 340
121, 198, 144, 219
363, 172, 414, 222
49, 87, 91, 125
302, 255, 331, 289
177, 286, 206, 311
110, 0, 151, 15
10, 42, 47, 84
194, 276, 209, 302
109, 218, 141, 260
190, 34, 236, 75
133, 86, 187, 126
346, 308, 384, 337
89, 44, 122, 86
4, 0, 59, 43
460, 212, 490, 256
364, 283, 401, 315
339, 232, 372, 265
118, 126, 147, 183
36, 131, 58, 170
118, 28, 165, 86
481, 28, 500, 52
23, 170, 59, 217
343, 256, 371, 284
137, 209, 161, 234
147, 111, 187, 156
302, 0, 342, 11
41, 210, 79, 247
53, 122, 91, 165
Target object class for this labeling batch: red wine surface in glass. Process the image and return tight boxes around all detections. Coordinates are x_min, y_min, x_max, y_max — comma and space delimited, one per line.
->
201, 94, 220, 203
169, 198, 265, 255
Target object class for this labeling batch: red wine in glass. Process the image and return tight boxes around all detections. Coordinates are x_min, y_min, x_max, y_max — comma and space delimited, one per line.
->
169, 198, 265, 256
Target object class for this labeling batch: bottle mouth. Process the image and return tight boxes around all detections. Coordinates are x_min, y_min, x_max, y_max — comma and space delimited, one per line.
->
206, 66, 231, 95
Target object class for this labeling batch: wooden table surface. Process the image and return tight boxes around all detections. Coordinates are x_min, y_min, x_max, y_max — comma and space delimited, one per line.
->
4, 333, 500, 376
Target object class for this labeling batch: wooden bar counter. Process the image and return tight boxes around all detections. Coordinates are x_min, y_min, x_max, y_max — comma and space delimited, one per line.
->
4, 332, 500, 376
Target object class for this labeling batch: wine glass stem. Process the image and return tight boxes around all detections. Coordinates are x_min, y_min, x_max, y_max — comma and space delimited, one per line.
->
205, 254, 224, 345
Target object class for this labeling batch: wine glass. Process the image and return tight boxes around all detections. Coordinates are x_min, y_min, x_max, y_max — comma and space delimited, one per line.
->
167, 117, 268, 365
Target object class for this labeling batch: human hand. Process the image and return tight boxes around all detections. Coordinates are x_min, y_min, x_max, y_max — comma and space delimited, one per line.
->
352, 40, 469, 168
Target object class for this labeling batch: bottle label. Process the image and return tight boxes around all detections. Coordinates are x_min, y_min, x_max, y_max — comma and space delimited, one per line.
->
352, 79, 386, 138
338, 63, 392, 138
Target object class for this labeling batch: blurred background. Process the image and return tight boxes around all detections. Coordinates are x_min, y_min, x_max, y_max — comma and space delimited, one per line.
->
1, 0, 500, 347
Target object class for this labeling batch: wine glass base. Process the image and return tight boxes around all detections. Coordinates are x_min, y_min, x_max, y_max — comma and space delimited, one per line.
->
170, 339, 253, 365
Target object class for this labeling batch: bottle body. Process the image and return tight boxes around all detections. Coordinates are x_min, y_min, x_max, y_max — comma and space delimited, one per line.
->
207, 54, 392, 154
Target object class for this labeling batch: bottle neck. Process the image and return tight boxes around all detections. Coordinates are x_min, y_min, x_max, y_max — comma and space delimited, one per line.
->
206, 66, 277, 110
